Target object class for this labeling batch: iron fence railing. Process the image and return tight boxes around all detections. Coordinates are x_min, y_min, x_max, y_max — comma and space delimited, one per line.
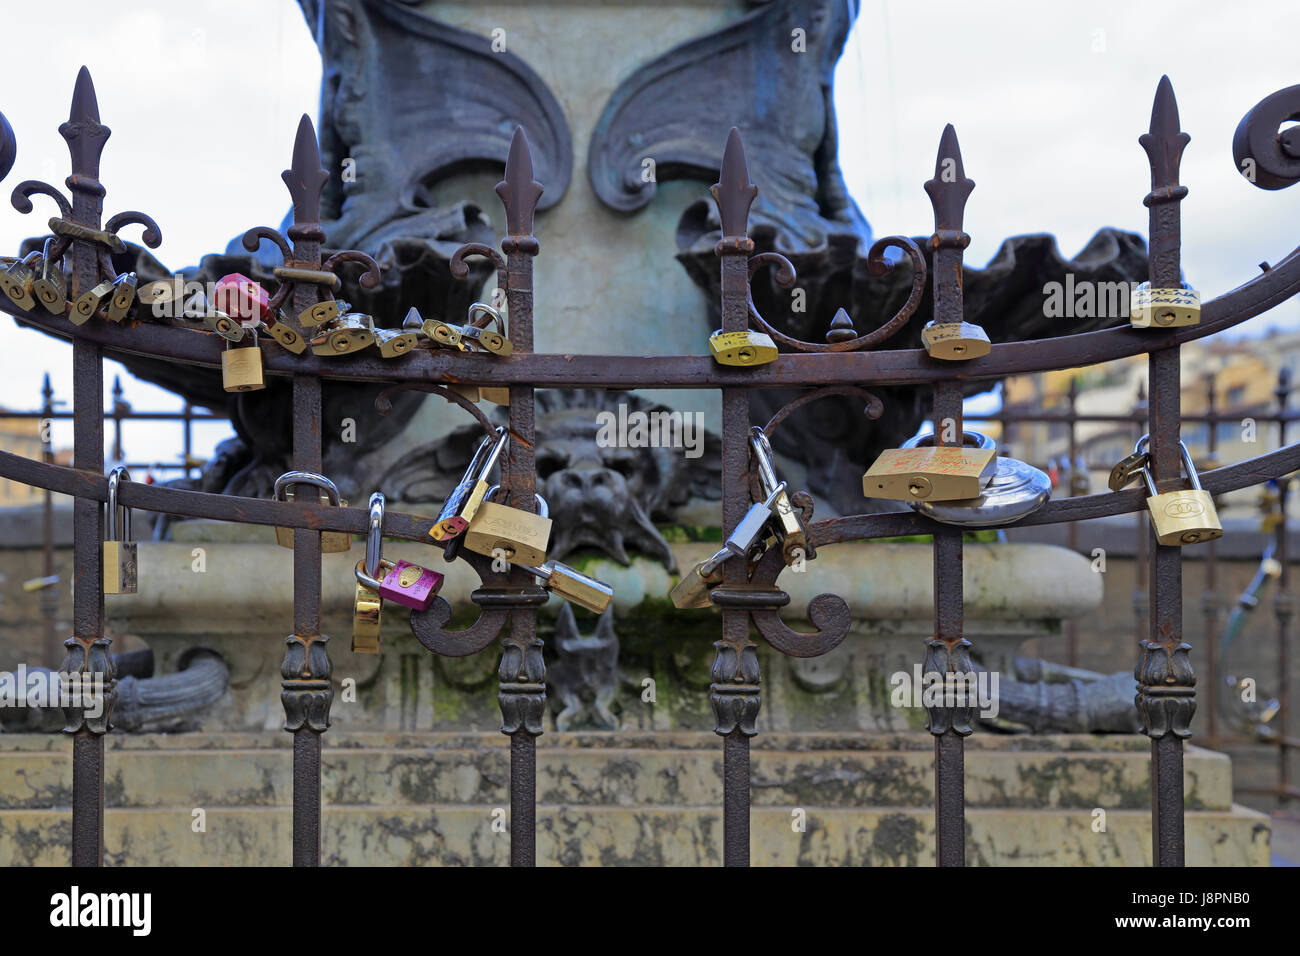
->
2, 68, 1300, 867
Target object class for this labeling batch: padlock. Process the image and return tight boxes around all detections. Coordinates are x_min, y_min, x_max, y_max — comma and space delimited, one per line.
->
0, 252, 40, 311
669, 483, 786, 609
521, 560, 613, 614
412, 304, 464, 350
103, 272, 138, 323
464, 487, 552, 568
863, 431, 997, 502
310, 312, 375, 355
222, 327, 265, 392
379, 561, 445, 610
375, 327, 421, 358
479, 387, 511, 406
298, 298, 349, 329
273, 471, 352, 552
214, 273, 268, 326
1123, 436, 1223, 546
455, 302, 513, 356
350, 493, 387, 654
70, 278, 114, 326
749, 427, 807, 565
1130, 283, 1200, 329
921, 320, 992, 360
669, 557, 726, 609
137, 277, 185, 318
261, 311, 307, 354
201, 308, 245, 342
429, 426, 508, 541
102, 466, 137, 595
32, 240, 66, 314
908, 455, 1051, 527
708, 329, 778, 366
447, 384, 482, 402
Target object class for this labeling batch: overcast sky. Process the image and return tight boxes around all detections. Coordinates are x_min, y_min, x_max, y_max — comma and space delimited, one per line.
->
2, 0, 1299, 467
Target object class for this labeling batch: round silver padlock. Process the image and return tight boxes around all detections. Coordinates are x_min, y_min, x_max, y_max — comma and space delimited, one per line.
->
909, 455, 1051, 527
900, 429, 998, 452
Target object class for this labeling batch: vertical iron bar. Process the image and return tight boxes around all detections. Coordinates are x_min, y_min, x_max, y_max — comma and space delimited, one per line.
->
1204, 374, 1220, 740
1276, 371, 1292, 804
1066, 378, 1080, 667
41, 374, 58, 667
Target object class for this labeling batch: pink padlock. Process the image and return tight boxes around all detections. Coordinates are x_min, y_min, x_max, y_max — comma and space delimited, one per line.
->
377, 560, 444, 610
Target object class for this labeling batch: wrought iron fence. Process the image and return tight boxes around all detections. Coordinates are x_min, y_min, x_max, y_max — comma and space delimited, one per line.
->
1, 67, 1300, 868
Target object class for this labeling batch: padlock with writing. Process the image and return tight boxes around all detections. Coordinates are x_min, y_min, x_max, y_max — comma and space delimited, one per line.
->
455, 302, 513, 356
222, 326, 265, 392
273, 471, 352, 552
750, 427, 808, 565
103, 272, 138, 323
1120, 436, 1223, 546
863, 431, 998, 502
375, 326, 421, 358
261, 311, 307, 354
32, 240, 66, 314
521, 560, 613, 614
361, 491, 446, 611
1130, 283, 1200, 329
310, 312, 375, 355
0, 252, 40, 311
298, 298, 349, 329
465, 487, 553, 568
708, 329, 778, 366
71, 278, 114, 326
429, 426, 508, 541
103, 466, 137, 595
921, 320, 992, 360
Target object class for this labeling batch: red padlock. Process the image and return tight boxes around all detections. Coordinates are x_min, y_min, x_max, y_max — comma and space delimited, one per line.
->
377, 560, 444, 610
214, 273, 268, 327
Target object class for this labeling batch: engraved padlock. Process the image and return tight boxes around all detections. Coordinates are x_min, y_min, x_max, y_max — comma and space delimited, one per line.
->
863, 430, 998, 502
521, 560, 613, 614
103, 466, 137, 595
708, 329, 778, 366
456, 302, 513, 356
750, 427, 808, 565
1130, 435, 1223, 546
1130, 282, 1200, 329
222, 326, 265, 392
375, 326, 421, 358
262, 311, 307, 354
273, 471, 352, 552
921, 320, 992, 360
429, 426, 508, 542
32, 239, 66, 314
0, 252, 40, 311
351, 493, 386, 654
103, 272, 138, 323
310, 311, 375, 355
464, 486, 552, 568
298, 298, 349, 329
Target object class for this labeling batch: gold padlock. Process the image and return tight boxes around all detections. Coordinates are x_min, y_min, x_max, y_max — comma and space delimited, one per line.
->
202, 308, 245, 342
463, 488, 552, 568
375, 327, 421, 358
1128, 436, 1223, 546
298, 298, 349, 329
456, 302, 513, 356
103, 272, 138, 323
669, 560, 724, 609
708, 329, 778, 366
32, 240, 66, 314
522, 560, 613, 614
262, 312, 307, 354
749, 427, 807, 565
429, 428, 508, 542
352, 560, 386, 655
921, 320, 992, 360
222, 328, 265, 392
863, 445, 997, 502
102, 467, 138, 595
0, 252, 40, 311
273, 471, 352, 552
137, 277, 185, 317
1130, 284, 1199, 329
310, 312, 375, 355
70, 278, 115, 326
479, 387, 511, 406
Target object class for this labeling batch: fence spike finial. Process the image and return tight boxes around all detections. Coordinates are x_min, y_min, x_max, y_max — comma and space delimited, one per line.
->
924, 124, 974, 238
711, 127, 757, 239
283, 114, 328, 236
60, 66, 109, 185
1141, 75, 1189, 198
496, 126, 543, 246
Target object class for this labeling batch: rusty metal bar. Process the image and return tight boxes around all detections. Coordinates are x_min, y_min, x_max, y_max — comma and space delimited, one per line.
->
1276, 370, 1293, 804
1204, 374, 1221, 740
1066, 378, 1080, 667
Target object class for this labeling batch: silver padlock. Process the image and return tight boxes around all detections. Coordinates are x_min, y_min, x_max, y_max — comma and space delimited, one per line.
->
749, 427, 808, 565
668, 482, 785, 609
103, 466, 137, 595
900, 431, 1050, 527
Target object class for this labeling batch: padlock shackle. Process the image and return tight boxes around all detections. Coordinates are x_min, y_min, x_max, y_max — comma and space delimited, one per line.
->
484, 483, 549, 518
365, 492, 385, 579
353, 558, 383, 592
1133, 434, 1202, 493
467, 301, 506, 336
106, 466, 132, 542
902, 429, 998, 452
273, 470, 342, 507
748, 426, 782, 496
477, 426, 509, 481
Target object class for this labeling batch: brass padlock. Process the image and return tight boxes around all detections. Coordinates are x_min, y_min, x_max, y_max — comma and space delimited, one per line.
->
273, 471, 352, 552
669, 482, 787, 609
750, 427, 807, 565
863, 434, 997, 502
32, 240, 66, 314
669, 560, 725, 610
708, 329, 778, 366
310, 312, 375, 355
429, 427, 508, 542
298, 298, 349, 329
70, 278, 115, 326
375, 327, 421, 358
455, 302, 513, 356
137, 277, 186, 318
103, 272, 138, 323
202, 308, 245, 342
480, 387, 511, 406
921, 320, 992, 360
522, 560, 613, 614
350, 493, 388, 654
262, 312, 307, 354
102, 466, 137, 595
222, 327, 265, 392
0, 252, 40, 311
411, 303, 464, 350
464, 487, 552, 568
1125, 436, 1223, 546
1130, 283, 1200, 329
